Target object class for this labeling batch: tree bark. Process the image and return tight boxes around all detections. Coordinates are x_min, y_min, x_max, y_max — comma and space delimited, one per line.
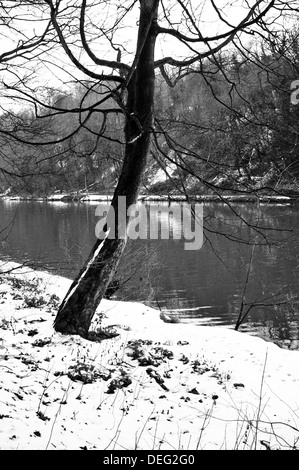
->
54, 0, 159, 337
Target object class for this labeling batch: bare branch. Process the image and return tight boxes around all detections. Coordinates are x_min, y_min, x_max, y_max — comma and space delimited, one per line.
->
155, 0, 276, 68
44, 0, 124, 83
79, 0, 130, 74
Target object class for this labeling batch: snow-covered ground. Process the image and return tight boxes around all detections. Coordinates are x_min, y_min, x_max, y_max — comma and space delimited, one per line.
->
0, 261, 299, 450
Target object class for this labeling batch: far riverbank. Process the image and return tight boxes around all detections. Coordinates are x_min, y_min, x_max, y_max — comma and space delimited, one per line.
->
0, 193, 297, 204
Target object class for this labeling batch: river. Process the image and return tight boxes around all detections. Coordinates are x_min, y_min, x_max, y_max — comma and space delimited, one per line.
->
0, 198, 299, 349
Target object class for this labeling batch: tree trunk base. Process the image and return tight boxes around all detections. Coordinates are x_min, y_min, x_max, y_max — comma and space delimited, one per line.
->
53, 237, 126, 337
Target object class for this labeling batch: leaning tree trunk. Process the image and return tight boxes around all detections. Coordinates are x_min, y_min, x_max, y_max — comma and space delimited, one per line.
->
54, 0, 159, 337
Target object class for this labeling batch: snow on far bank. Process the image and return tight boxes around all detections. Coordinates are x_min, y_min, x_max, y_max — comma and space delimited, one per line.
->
0, 261, 299, 450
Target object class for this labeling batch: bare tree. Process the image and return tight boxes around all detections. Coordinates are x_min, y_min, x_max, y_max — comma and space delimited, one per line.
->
0, 1, 298, 336
50, 0, 298, 336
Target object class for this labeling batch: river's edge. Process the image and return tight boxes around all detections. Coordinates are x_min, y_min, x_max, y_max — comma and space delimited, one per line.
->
0, 261, 299, 450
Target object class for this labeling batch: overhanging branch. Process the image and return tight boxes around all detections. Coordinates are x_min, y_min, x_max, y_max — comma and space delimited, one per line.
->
79, 0, 130, 75
44, 0, 124, 83
155, 0, 275, 68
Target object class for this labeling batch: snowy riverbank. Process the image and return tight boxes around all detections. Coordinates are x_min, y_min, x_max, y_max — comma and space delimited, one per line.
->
0, 261, 299, 450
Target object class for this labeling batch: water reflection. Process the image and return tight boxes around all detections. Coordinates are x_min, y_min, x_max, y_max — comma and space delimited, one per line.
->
0, 199, 298, 349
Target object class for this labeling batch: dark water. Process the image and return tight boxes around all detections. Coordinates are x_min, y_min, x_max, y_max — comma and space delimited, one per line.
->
0, 198, 299, 349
